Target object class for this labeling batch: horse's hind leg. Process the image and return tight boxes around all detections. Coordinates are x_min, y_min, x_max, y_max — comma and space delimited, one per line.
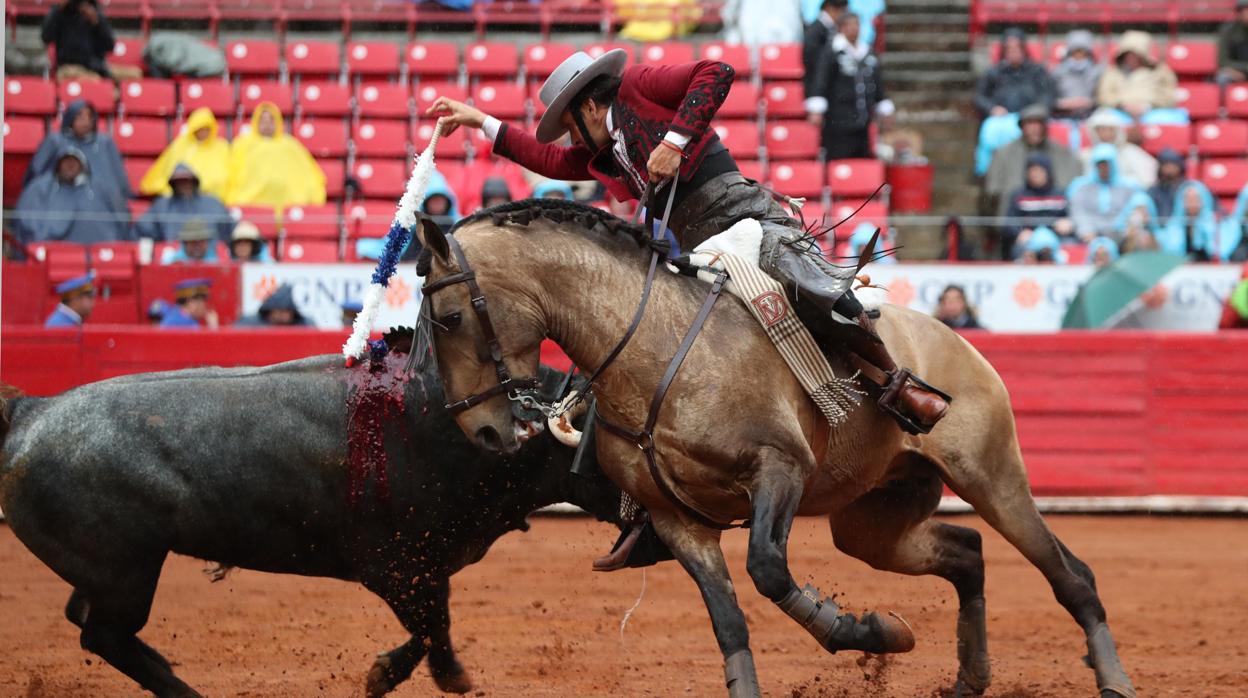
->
744, 447, 915, 656
831, 467, 990, 696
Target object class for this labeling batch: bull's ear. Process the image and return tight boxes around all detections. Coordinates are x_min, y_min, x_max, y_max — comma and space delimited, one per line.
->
416, 214, 450, 263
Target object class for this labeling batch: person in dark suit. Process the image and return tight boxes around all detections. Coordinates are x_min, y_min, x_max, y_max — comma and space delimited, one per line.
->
805, 12, 894, 159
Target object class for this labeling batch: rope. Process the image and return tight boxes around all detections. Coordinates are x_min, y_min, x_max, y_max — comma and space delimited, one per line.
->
619, 569, 647, 640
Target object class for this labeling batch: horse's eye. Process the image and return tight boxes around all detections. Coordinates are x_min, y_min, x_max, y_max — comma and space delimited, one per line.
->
439, 312, 462, 329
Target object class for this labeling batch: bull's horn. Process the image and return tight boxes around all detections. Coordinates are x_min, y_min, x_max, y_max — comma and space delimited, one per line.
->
548, 413, 582, 448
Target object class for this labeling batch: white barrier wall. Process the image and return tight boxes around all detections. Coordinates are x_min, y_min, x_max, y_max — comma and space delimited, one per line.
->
241, 264, 424, 329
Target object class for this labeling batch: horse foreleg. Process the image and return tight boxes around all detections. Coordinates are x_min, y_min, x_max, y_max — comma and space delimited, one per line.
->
649, 511, 760, 698
745, 450, 915, 657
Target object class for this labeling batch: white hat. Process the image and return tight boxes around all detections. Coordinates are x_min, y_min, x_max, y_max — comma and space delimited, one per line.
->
534, 49, 628, 144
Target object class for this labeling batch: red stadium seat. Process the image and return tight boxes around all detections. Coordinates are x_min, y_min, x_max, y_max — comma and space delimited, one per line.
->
238, 80, 294, 115
584, 42, 632, 60
294, 119, 348, 158
353, 119, 410, 158
1139, 124, 1192, 156
345, 199, 397, 239
827, 159, 885, 198
640, 43, 695, 66
357, 82, 412, 119
738, 159, 765, 183
712, 121, 760, 159
346, 41, 401, 78
90, 242, 139, 290
282, 204, 342, 239
29, 242, 89, 285
120, 79, 176, 117
414, 120, 467, 159
523, 42, 577, 79
1166, 41, 1218, 78
59, 79, 116, 114
405, 41, 460, 80
413, 83, 467, 116
719, 81, 760, 119
1195, 120, 1248, 157
353, 159, 409, 199
472, 82, 527, 119
700, 42, 751, 78
1174, 83, 1220, 121
226, 40, 281, 78
286, 40, 341, 78
110, 37, 146, 71
298, 81, 353, 118
758, 43, 802, 80
762, 81, 806, 119
180, 80, 235, 116
321, 158, 345, 199
5, 77, 57, 115
129, 197, 152, 221
280, 239, 340, 262
769, 161, 825, 198
4, 117, 46, 155
114, 117, 170, 156
765, 121, 821, 160
826, 200, 888, 238
464, 42, 519, 79
1225, 83, 1248, 118
124, 158, 156, 197
230, 205, 280, 239
1047, 121, 1072, 147
1201, 159, 1248, 196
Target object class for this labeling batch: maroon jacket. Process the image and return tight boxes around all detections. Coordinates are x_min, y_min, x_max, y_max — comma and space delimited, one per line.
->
493, 60, 736, 202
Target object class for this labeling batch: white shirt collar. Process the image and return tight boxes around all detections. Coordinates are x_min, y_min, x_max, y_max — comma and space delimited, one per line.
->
832, 33, 870, 60
57, 303, 83, 323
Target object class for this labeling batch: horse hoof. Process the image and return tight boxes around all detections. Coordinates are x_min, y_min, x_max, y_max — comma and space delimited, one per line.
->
865, 611, 915, 653
433, 670, 473, 694
365, 657, 394, 698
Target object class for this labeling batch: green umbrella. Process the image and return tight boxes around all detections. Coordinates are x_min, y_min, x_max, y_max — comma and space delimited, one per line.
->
1061, 251, 1187, 329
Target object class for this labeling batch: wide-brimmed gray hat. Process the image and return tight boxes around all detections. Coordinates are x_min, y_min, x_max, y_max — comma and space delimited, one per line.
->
534, 49, 628, 144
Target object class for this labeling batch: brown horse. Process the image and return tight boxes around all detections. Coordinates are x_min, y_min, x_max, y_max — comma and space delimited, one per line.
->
415, 199, 1135, 698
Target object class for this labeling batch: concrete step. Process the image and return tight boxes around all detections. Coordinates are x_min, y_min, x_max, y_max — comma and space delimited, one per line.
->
885, 69, 976, 90
884, 0, 971, 12
887, 31, 971, 53
882, 52, 971, 70
884, 12, 973, 28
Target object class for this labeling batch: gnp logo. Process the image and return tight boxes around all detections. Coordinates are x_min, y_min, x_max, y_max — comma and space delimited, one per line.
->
1012, 278, 1042, 308
384, 277, 414, 308
251, 275, 279, 301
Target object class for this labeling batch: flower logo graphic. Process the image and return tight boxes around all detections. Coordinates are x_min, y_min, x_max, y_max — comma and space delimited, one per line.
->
384, 277, 413, 308
1013, 279, 1042, 308
252, 275, 278, 301
886, 277, 915, 307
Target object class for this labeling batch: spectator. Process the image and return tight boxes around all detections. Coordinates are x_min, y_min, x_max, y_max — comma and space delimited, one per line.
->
1018, 226, 1067, 264
1158, 182, 1221, 261
1146, 148, 1195, 222
533, 180, 575, 200
355, 170, 458, 261
227, 221, 273, 263
26, 99, 131, 212
135, 164, 233, 242
1219, 182, 1248, 262
1098, 31, 1178, 120
1080, 108, 1157, 187
15, 146, 128, 243
848, 222, 896, 263
974, 27, 1054, 118
934, 285, 981, 329
146, 298, 169, 325
41, 0, 140, 81
1002, 153, 1070, 259
985, 104, 1082, 215
44, 273, 96, 328
160, 278, 218, 329
1086, 236, 1120, 269
224, 102, 326, 209
805, 13, 893, 159
1114, 190, 1161, 243
480, 177, 513, 210
341, 300, 363, 329
160, 219, 222, 265
1068, 144, 1141, 240
1217, 0, 1248, 85
803, 0, 848, 108
140, 108, 231, 199
237, 284, 310, 327
1052, 30, 1103, 119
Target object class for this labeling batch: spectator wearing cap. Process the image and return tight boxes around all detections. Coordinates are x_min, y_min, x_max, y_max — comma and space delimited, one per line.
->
803, 0, 848, 111
533, 180, 575, 200
1081, 107, 1157, 187
44, 273, 96, 328
15, 145, 128, 244
1217, 0, 1248, 85
1147, 148, 1196, 222
1001, 153, 1070, 259
160, 219, 222, 265
1086, 237, 1120, 269
236, 283, 310, 327
1068, 144, 1142, 240
805, 12, 893, 160
160, 278, 218, 329
480, 177, 513, 210
26, 100, 131, 213
341, 299, 363, 328
1052, 30, 1103, 119
227, 221, 273, 263
974, 27, 1055, 118
985, 104, 1082, 216
135, 163, 233, 242
1098, 31, 1178, 120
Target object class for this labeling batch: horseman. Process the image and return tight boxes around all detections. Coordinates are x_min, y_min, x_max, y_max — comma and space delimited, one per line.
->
432, 51, 948, 436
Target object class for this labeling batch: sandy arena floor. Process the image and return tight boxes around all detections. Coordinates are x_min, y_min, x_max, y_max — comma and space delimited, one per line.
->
1, 515, 1245, 697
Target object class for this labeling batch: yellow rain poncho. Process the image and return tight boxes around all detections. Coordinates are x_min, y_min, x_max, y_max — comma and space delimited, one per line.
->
224, 102, 326, 209
139, 107, 231, 199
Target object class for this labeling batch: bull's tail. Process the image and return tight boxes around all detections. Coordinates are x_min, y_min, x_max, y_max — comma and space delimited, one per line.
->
0, 382, 24, 445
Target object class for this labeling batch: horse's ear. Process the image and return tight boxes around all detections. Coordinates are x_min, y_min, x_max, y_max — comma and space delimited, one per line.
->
416, 214, 450, 264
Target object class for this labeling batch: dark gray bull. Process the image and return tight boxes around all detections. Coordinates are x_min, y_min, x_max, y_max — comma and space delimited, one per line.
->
0, 336, 619, 698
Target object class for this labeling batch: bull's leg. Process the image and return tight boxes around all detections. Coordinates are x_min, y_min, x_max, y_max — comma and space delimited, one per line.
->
364, 575, 471, 697
648, 510, 759, 698
832, 471, 990, 696
745, 449, 915, 656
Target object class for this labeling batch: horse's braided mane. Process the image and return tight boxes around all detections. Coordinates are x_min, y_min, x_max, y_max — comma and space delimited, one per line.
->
449, 198, 649, 248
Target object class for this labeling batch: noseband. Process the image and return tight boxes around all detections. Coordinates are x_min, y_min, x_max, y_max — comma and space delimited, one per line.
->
421, 233, 542, 413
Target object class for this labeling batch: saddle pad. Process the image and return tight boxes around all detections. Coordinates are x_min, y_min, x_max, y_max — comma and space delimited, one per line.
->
687, 220, 863, 426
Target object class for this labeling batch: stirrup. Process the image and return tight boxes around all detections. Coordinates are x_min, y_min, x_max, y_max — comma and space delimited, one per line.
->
878, 369, 953, 436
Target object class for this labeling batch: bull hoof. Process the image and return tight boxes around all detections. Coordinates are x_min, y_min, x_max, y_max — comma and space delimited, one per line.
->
1100, 688, 1136, 698
951, 678, 986, 697
863, 611, 915, 654
433, 670, 473, 694
365, 656, 395, 698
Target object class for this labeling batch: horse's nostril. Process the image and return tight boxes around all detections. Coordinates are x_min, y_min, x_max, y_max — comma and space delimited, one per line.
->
475, 425, 503, 453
